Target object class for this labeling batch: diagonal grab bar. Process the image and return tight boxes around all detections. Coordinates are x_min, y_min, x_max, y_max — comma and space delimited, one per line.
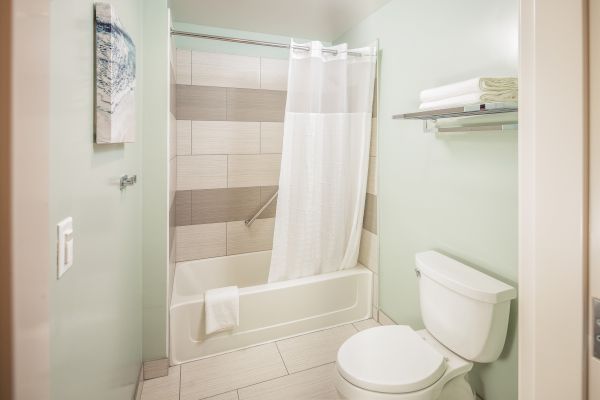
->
245, 190, 278, 227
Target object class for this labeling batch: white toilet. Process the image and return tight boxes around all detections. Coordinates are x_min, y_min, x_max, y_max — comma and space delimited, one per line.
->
335, 251, 516, 400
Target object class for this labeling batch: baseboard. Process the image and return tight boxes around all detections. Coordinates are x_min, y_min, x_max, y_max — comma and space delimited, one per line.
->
378, 309, 396, 325
143, 358, 169, 380
134, 363, 143, 400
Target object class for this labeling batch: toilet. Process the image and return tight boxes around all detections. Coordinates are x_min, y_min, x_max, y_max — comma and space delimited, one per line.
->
335, 251, 516, 400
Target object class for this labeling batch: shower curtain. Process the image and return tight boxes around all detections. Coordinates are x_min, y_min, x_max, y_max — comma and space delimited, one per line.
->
268, 40, 377, 283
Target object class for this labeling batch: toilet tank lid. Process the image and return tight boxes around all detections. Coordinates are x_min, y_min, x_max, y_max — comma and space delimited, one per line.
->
415, 251, 516, 304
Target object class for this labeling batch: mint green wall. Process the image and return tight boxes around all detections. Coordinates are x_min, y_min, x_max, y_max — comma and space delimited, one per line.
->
336, 1, 519, 399
49, 0, 144, 399
142, 0, 170, 362
173, 22, 325, 59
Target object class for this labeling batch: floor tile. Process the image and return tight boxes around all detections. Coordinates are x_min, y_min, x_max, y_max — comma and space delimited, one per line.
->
141, 365, 180, 400
205, 391, 239, 400
180, 343, 287, 400
276, 324, 357, 374
353, 318, 381, 331
238, 363, 341, 400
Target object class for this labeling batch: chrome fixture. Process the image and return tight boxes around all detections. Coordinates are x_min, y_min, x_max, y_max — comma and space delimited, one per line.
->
245, 190, 278, 227
120, 174, 137, 190
170, 30, 363, 57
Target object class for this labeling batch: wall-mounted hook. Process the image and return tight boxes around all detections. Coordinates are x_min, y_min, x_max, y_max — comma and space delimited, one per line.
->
120, 174, 137, 190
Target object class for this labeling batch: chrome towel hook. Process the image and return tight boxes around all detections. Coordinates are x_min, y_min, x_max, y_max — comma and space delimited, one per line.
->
120, 174, 137, 190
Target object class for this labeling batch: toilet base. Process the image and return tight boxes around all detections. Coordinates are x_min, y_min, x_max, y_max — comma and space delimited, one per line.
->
335, 371, 475, 400
438, 375, 475, 400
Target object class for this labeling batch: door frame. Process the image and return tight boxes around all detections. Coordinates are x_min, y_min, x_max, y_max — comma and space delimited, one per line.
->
519, 0, 589, 399
0, 0, 51, 398
588, 0, 600, 397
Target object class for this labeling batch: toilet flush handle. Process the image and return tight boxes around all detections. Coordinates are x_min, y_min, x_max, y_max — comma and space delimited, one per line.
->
414, 268, 421, 278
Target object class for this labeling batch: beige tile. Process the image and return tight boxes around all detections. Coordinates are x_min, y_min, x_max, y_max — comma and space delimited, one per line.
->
367, 156, 377, 195
177, 85, 226, 121
176, 223, 226, 262
170, 67, 177, 116
358, 229, 378, 273
260, 58, 289, 90
363, 193, 377, 234
192, 121, 260, 155
372, 306, 379, 322
176, 48, 191, 85
143, 358, 169, 380
180, 343, 287, 400
238, 363, 341, 400
205, 392, 239, 400
228, 154, 281, 188
353, 318, 381, 332
170, 157, 177, 206
227, 88, 286, 122
259, 186, 278, 219
169, 112, 177, 160
372, 79, 378, 117
177, 120, 192, 156
260, 122, 284, 153
141, 365, 180, 400
192, 51, 260, 89
370, 118, 377, 157
191, 187, 260, 225
177, 155, 227, 190
175, 191, 192, 226
276, 324, 357, 374
378, 310, 396, 326
227, 218, 275, 255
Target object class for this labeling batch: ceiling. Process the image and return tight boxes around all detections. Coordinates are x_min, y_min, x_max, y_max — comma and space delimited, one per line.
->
170, 0, 392, 42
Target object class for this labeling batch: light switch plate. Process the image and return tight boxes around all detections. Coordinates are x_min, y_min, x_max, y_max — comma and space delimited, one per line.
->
57, 217, 73, 279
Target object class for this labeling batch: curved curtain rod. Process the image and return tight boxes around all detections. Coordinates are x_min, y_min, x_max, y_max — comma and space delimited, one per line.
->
170, 29, 364, 57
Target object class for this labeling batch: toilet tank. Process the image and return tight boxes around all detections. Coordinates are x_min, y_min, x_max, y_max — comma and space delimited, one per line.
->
415, 251, 516, 363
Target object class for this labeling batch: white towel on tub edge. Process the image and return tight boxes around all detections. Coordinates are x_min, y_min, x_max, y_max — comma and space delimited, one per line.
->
205, 286, 240, 335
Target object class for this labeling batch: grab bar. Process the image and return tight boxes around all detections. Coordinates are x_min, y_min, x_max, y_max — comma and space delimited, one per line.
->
245, 190, 278, 227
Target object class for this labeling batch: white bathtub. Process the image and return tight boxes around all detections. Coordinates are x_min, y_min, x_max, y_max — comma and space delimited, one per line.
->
170, 251, 372, 365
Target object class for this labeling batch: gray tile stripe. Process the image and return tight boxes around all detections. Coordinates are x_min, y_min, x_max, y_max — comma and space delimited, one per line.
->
175, 186, 278, 226
176, 85, 286, 122
363, 193, 378, 234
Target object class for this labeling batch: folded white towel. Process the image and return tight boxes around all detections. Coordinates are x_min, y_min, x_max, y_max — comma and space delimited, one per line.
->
420, 77, 517, 103
205, 286, 239, 335
419, 91, 518, 110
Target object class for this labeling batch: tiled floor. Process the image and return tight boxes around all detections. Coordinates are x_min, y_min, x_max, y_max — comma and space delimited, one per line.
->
140, 319, 381, 400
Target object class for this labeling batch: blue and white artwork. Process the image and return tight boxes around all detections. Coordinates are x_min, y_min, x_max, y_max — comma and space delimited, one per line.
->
95, 2, 136, 143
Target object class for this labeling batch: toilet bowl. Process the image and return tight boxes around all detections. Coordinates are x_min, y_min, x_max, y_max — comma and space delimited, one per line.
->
335, 326, 473, 400
335, 251, 516, 399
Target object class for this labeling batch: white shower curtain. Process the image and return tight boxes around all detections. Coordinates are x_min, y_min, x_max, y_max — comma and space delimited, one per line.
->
268, 40, 377, 283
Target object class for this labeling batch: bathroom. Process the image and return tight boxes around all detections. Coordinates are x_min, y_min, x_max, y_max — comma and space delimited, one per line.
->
1, 0, 596, 400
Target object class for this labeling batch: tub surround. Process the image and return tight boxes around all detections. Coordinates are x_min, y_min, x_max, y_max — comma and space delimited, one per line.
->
172, 34, 380, 333
173, 49, 286, 262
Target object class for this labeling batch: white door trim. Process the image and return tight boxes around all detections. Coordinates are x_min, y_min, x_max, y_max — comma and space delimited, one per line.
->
519, 0, 588, 399
588, 0, 600, 396
4, 0, 51, 398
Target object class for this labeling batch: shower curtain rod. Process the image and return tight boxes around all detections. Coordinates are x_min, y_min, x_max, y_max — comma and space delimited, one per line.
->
170, 29, 363, 57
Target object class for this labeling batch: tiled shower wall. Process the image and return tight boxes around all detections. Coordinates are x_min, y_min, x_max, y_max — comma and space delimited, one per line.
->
168, 34, 177, 300
173, 48, 379, 315
360, 96, 379, 320
174, 49, 286, 262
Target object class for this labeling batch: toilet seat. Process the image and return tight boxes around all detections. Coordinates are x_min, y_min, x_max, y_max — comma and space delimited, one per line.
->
337, 325, 447, 394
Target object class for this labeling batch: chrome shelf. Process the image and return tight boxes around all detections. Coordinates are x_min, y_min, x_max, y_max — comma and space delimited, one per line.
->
392, 102, 518, 121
